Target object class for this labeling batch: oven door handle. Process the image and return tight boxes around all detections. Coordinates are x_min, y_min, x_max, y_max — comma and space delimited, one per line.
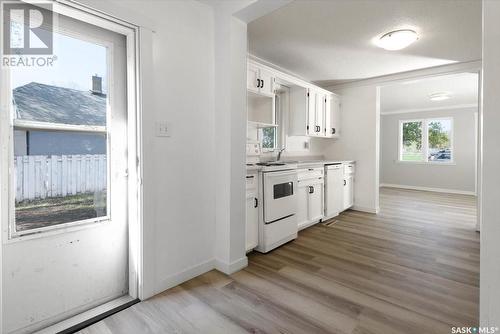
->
264, 214, 295, 225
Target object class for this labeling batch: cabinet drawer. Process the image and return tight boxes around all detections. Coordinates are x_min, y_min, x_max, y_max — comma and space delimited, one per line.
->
344, 163, 355, 175
297, 167, 323, 181
246, 174, 257, 190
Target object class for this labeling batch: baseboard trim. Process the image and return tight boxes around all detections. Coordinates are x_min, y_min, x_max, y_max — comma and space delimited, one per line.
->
215, 256, 248, 275
153, 258, 215, 296
351, 205, 379, 214
380, 183, 476, 196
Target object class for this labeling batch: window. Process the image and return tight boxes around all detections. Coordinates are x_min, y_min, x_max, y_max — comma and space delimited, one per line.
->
399, 118, 453, 163
261, 127, 277, 150
10, 31, 109, 233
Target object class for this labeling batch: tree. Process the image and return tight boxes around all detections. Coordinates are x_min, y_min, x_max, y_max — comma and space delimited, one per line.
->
402, 122, 422, 149
428, 121, 450, 149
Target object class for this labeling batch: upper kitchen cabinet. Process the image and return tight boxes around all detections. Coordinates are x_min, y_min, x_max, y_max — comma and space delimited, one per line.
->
247, 63, 275, 97
325, 94, 341, 138
289, 85, 341, 138
307, 88, 326, 138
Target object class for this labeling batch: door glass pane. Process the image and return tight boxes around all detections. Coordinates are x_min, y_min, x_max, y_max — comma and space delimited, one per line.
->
428, 119, 452, 162
401, 121, 424, 161
11, 32, 107, 126
11, 31, 108, 232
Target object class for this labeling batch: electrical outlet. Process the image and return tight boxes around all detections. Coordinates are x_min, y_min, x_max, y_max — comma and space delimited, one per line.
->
156, 121, 171, 137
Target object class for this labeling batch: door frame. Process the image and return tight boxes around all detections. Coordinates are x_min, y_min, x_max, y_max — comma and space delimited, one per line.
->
0, 0, 144, 329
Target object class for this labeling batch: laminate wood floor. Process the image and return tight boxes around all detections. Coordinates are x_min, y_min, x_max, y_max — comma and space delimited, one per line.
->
80, 187, 479, 334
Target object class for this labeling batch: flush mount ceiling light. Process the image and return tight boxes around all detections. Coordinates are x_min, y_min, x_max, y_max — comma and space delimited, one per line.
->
429, 92, 452, 101
376, 29, 419, 51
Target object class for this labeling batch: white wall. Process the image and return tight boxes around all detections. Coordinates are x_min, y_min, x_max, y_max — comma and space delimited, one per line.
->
78, 0, 218, 299
323, 85, 380, 213
213, 6, 248, 273
481, 0, 500, 326
380, 107, 477, 194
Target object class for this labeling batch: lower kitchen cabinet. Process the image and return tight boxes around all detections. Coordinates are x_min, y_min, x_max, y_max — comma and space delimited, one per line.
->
343, 174, 354, 211
246, 173, 258, 252
308, 180, 324, 222
246, 194, 258, 251
325, 162, 355, 218
297, 168, 324, 230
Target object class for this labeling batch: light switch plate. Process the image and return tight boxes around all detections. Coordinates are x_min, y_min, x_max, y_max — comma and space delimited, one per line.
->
156, 121, 171, 137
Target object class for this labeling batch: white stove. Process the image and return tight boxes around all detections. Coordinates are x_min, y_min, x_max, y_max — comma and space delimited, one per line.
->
253, 163, 299, 253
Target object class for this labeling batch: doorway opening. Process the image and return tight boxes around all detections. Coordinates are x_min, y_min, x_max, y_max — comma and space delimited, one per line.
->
378, 71, 480, 228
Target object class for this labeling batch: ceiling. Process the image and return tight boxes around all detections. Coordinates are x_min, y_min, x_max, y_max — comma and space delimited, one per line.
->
248, 0, 481, 86
380, 72, 479, 114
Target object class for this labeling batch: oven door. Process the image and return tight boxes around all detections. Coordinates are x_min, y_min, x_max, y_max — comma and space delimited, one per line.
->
263, 170, 298, 223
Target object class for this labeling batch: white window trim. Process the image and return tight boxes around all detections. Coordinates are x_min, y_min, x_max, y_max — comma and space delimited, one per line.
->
259, 94, 281, 152
398, 117, 454, 164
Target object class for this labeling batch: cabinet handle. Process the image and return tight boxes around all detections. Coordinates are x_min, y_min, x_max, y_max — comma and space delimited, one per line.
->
344, 179, 347, 186
309, 186, 314, 194
261, 80, 264, 89
246, 175, 254, 179
332, 128, 336, 134
254, 198, 258, 208
257, 78, 261, 88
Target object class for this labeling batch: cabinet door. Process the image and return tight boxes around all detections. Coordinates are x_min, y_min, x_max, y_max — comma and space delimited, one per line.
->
259, 68, 275, 97
296, 181, 310, 229
307, 89, 317, 136
308, 181, 324, 222
324, 94, 332, 137
316, 93, 326, 137
330, 95, 340, 138
247, 64, 260, 93
324, 94, 340, 138
246, 194, 258, 251
343, 175, 354, 211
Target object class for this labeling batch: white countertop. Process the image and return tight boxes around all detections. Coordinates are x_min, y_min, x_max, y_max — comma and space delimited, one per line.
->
246, 160, 355, 172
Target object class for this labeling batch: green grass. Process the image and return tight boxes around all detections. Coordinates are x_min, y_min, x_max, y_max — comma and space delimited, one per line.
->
401, 152, 425, 161
15, 193, 106, 231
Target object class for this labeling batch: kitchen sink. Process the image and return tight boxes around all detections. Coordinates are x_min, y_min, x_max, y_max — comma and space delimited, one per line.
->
256, 162, 286, 166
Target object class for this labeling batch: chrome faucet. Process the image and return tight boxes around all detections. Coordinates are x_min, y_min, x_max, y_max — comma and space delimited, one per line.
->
276, 148, 286, 161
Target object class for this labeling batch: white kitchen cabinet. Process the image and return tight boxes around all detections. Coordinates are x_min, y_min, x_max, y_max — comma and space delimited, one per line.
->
343, 175, 354, 211
289, 86, 340, 138
297, 168, 324, 230
246, 173, 258, 252
259, 68, 275, 97
247, 64, 275, 97
247, 64, 260, 94
308, 180, 324, 222
325, 94, 340, 138
308, 89, 326, 137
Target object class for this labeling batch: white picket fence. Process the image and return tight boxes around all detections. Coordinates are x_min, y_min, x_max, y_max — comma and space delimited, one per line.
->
14, 155, 107, 202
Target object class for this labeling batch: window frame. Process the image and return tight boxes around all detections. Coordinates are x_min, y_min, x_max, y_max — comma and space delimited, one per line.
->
398, 117, 454, 165
259, 94, 281, 152
6, 27, 114, 239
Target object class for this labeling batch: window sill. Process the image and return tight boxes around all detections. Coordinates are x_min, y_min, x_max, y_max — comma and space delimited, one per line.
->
6, 216, 111, 243
396, 160, 456, 166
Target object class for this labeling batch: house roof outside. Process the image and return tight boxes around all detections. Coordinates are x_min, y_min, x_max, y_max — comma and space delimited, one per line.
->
12, 82, 107, 126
